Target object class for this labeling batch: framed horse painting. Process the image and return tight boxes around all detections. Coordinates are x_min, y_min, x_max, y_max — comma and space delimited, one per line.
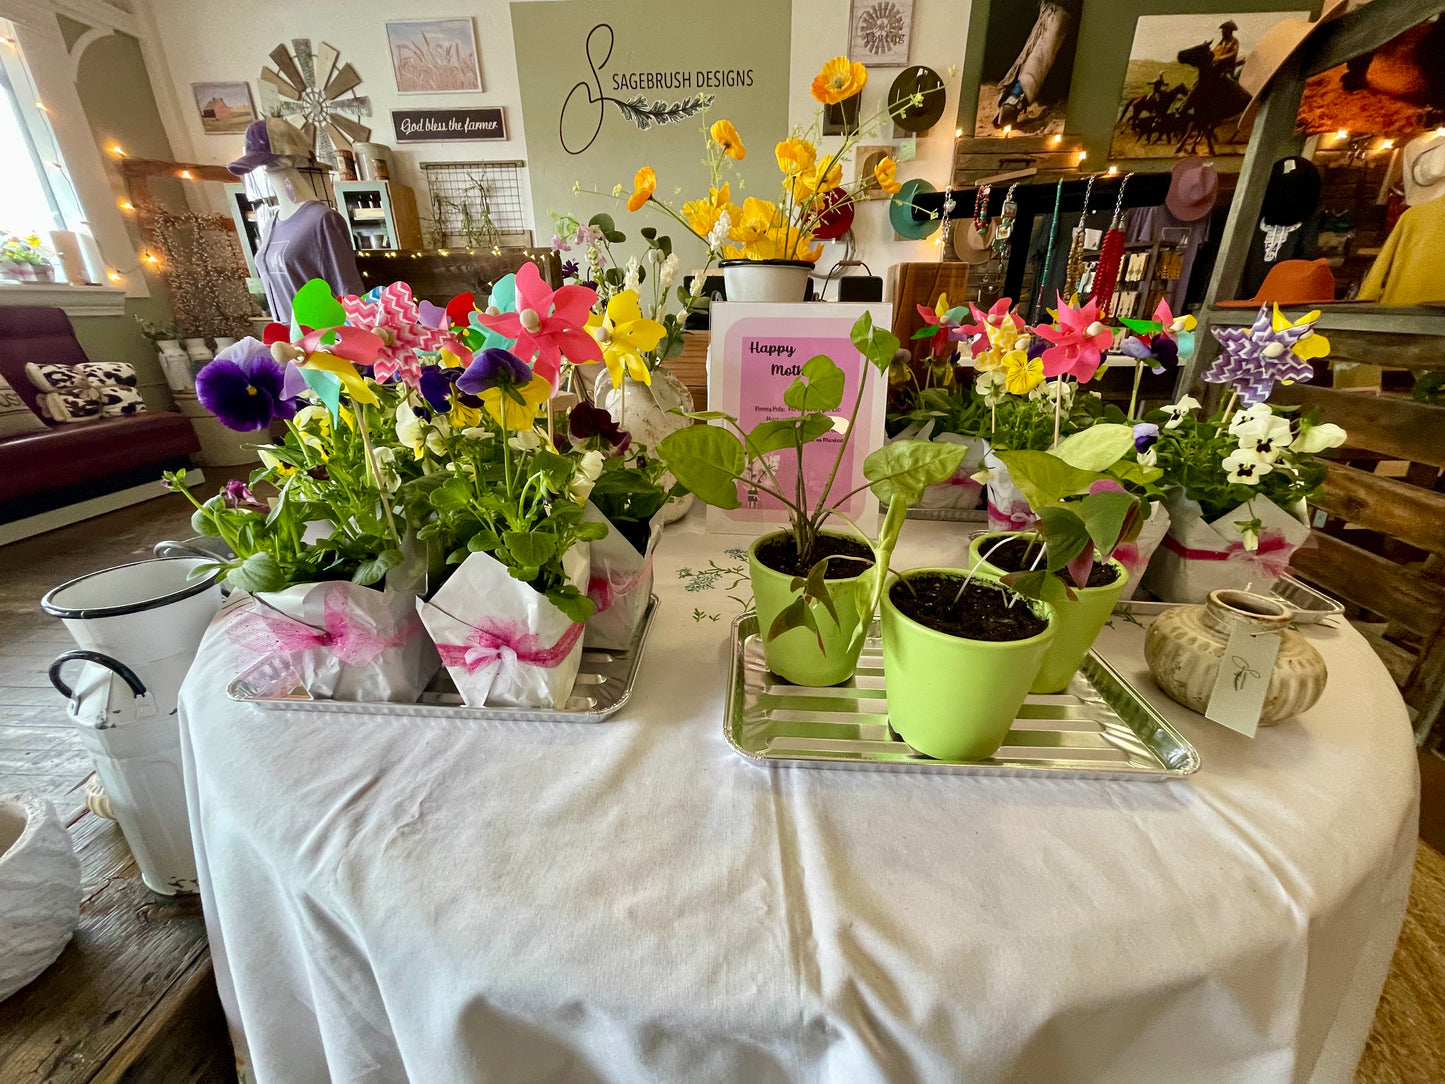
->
1109, 11, 1305, 160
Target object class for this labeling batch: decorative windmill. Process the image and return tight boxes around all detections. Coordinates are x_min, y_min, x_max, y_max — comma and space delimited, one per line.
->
257, 39, 371, 167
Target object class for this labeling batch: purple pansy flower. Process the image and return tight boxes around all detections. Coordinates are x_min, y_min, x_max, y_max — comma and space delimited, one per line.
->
568, 400, 632, 455
1121, 334, 1179, 375
561, 259, 580, 279
221, 479, 266, 510
418, 367, 459, 413
456, 347, 531, 396
1133, 422, 1159, 454
195, 338, 297, 431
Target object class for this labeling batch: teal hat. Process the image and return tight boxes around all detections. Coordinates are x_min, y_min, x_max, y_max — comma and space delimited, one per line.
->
889, 178, 940, 240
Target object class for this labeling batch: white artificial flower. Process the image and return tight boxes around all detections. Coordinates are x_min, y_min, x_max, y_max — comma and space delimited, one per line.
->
1222, 448, 1273, 485
623, 255, 642, 294
1228, 402, 1274, 436
1233, 415, 1293, 463
1293, 421, 1347, 454
707, 211, 732, 253
568, 449, 605, 504
1162, 395, 1201, 428
658, 252, 680, 293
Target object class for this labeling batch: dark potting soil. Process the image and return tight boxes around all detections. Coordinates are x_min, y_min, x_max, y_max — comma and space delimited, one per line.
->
890, 574, 1048, 642
756, 533, 875, 579
982, 537, 1121, 590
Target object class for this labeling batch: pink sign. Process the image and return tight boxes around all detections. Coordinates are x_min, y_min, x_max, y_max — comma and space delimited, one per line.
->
707, 302, 889, 535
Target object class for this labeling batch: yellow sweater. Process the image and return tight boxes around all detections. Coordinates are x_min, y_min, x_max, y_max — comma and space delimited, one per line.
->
1358, 195, 1445, 306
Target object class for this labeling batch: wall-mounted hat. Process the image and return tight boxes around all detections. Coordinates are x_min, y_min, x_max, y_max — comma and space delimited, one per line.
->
1237, 0, 1348, 125
1165, 158, 1219, 222
888, 66, 946, 133
889, 178, 941, 240
1404, 131, 1445, 206
812, 188, 855, 240
1261, 156, 1321, 226
1216, 258, 1336, 308
953, 218, 994, 264
228, 118, 315, 176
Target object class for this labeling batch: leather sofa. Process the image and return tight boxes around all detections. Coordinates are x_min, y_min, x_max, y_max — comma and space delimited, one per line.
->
0, 306, 198, 521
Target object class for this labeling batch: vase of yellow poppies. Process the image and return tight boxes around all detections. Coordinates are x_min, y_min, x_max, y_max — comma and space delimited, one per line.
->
718, 259, 816, 303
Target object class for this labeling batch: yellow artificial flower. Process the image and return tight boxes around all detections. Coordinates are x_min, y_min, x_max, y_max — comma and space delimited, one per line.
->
710, 119, 746, 160
481, 374, 551, 430
775, 137, 817, 177
728, 197, 778, 245
764, 224, 822, 264
627, 166, 656, 213
811, 56, 868, 105
1001, 349, 1044, 395
874, 156, 901, 195
682, 184, 740, 237
586, 289, 666, 388
1271, 303, 1330, 361
786, 160, 842, 201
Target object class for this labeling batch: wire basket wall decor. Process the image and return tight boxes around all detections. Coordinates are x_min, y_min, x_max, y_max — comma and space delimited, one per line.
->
420, 161, 532, 251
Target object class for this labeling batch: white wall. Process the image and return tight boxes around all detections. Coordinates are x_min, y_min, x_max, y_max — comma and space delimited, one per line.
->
135, 0, 971, 289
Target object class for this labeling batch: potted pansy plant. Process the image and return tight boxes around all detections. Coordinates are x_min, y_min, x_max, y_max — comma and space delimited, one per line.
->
1138, 304, 1345, 602
659, 312, 969, 686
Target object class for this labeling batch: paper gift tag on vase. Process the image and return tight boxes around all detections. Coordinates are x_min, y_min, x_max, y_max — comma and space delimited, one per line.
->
1205, 627, 1281, 738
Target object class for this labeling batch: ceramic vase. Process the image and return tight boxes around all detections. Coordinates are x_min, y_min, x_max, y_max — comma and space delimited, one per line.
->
1144, 589, 1328, 726
0, 794, 81, 1001
881, 570, 1057, 760
749, 530, 873, 686
968, 533, 1127, 695
597, 369, 696, 524
719, 259, 815, 303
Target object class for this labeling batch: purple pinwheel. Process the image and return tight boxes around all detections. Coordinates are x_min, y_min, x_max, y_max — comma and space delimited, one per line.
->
1204, 305, 1317, 406
195, 338, 297, 431
568, 400, 632, 455
457, 347, 532, 396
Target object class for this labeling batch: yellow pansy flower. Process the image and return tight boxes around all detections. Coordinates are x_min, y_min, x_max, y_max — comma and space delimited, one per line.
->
1002, 349, 1044, 395
775, 137, 817, 177
1271, 304, 1331, 362
811, 57, 868, 105
448, 395, 481, 430
585, 289, 666, 388
627, 166, 656, 213
710, 119, 746, 160
481, 374, 551, 430
874, 156, 901, 195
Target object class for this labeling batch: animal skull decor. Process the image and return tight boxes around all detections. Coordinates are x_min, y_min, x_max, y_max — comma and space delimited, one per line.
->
258, 39, 372, 167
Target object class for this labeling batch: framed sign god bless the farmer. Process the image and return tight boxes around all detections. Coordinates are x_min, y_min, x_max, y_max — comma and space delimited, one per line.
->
392, 107, 508, 143
706, 302, 891, 536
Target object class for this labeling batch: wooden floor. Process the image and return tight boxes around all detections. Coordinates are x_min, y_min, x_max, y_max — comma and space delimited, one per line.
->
0, 492, 1442, 1082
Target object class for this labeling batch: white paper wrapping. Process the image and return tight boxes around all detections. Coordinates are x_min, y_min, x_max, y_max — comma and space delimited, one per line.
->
220, 581, 438, 703
890, 427, 986, 511
1116, 499, 1171, 599
1142, 494, 1312, 603
583, 504, 661, 651
983, 448, 1040, 532
418, 547, 590, 709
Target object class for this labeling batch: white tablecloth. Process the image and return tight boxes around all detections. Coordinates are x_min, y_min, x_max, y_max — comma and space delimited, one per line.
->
179, 517, 1419, 1084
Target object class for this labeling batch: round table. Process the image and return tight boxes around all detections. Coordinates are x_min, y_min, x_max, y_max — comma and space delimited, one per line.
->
179, 518, 1419, 1084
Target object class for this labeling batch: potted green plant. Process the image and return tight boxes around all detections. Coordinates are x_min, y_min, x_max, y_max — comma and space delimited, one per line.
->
969, 426, 1149, 694
658, 312, 968, 685
880, 568, 1057, 760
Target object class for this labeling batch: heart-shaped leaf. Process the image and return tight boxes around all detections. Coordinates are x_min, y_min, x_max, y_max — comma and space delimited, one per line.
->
783, 355, 845, 412
657, 425, 746, 509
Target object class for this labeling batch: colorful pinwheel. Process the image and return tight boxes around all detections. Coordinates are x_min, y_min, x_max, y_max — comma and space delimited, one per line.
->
1032, 295, 1115, 382
472, 262, 602, 388
1203, 303, 1324, 407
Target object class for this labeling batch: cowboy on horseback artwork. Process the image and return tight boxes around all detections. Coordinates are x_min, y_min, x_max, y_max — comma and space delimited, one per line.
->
1109, 11, 1305, 160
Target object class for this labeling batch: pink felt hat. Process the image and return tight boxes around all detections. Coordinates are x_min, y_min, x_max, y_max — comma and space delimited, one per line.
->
1165, 159, 1219, 222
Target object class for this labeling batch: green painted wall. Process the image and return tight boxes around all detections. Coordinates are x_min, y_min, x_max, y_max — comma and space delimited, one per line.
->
64, 20, 178, 409
958, 0, 1323, 168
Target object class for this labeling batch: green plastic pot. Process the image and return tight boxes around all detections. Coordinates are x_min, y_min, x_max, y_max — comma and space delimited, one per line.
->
749, 530, 874, 686
968, 532, 1128, 694
881, 569, 1057, 760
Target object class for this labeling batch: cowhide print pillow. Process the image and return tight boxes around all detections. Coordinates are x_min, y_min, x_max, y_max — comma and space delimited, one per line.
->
38, 391, 102, 423
98, 385, 147, 416
25, 362, 100, 398
77, 361, 138, 388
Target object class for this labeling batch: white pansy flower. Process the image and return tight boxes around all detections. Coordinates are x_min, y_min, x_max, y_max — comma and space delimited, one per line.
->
1233, 414, 1293, 463
974, 368, 1007, 405
507, 428, 546, 452
1222, 448, 1273, 485
1293, 422, 1347, 454
1162, 395, 1201, 428
568, 449, 605, 504
370, 445, 400, 494
1138, 445, 1157, 467
1227, 402, 1274, 435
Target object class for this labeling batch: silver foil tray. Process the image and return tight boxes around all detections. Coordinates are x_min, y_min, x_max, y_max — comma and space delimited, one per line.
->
726, 612, 1199, 780
1116, 573, 1344, 625
227, 596, 658, 723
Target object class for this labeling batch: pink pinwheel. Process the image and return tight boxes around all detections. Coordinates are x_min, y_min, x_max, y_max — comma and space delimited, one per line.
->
957, 297, 1024, 358
340, 283, 453, 387
471, 262, 601, 389
1033, 294, 1115, 382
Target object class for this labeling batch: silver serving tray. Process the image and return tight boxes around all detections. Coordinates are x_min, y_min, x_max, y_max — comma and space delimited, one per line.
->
726, 612, 1199, 780
227, 596, 658, 723
1116, 573, 1344, 625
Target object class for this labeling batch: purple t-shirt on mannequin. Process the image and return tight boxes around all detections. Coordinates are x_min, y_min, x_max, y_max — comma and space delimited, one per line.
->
256, 202, 363, 323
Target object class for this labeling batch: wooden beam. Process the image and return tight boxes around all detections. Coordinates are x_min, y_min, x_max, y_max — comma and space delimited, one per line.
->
1291, 531, 1445, 637
1272, 386, 1445, 467
1313, 463, 1445, 553
1303, 0, 1445, 77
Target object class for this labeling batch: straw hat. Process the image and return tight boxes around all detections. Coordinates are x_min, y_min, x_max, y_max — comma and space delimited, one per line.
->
1216, 258, 1336, 308
1238, 0, 1348, 124
1403, 131, 1445, 206
1165, 158, 1219, 222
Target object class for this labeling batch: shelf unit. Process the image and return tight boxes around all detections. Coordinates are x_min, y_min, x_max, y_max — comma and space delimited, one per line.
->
334, 180, 422, 253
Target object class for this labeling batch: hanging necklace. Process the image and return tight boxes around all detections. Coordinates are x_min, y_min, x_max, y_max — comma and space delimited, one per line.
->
1065, 174, 1097, 298
1092, 172, 1133, 318
992, 183, 1018, 260
1032, 179, 1065, 321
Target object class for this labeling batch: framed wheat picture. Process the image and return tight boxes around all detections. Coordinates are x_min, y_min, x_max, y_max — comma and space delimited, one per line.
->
386, 18, 484, 94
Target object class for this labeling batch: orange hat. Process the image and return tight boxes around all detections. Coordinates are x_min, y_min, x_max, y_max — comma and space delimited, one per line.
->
1217, 259, 1336, 308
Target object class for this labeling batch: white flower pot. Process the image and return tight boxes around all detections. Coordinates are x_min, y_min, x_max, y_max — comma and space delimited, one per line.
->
597, 369, 696, 524
720, 259, 814, 303
0, 794, 81, 1001
181, 337, 212, 361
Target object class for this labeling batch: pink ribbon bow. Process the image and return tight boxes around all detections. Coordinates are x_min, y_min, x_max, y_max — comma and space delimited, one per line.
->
1161, 530, 1294, 579
987, 498, 1038, 533
226, 582, 419, 667
587, 554, 655, 615
436, 618, 584, 674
